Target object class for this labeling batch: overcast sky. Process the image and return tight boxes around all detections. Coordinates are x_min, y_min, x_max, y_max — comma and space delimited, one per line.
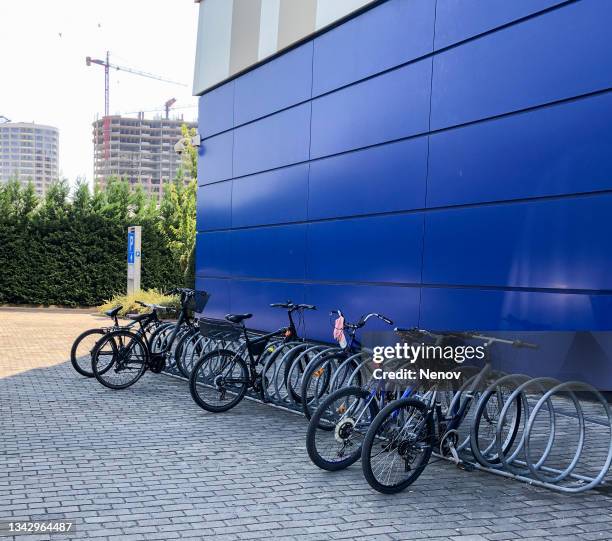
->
0, 0, 199, 186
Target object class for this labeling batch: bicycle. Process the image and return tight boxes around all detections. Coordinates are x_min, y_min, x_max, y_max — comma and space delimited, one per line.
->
305, 328, 450, 472
70, 306, 123, 377
70, 303, 170, 378
189, 301, 316, 413
360, 331, 538, 493
91, 288, 196, 389
299, 310, 394, 421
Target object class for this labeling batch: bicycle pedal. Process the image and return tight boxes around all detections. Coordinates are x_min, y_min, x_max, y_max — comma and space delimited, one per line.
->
457, 461, 475, 472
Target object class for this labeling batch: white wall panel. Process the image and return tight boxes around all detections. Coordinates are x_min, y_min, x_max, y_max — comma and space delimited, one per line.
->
315, 0, 373, 29
193, 0, 234, 94
193, 0, 375, 94
258, 0, 281, 60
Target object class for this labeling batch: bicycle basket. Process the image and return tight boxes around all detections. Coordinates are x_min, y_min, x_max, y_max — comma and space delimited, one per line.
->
198, 317, 242, 342
192, 290, 211, 317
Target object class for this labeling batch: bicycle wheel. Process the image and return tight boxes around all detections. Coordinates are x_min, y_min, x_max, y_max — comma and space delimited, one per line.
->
171, 326, 196, 376
307, 386, 379, 471
361, 398, 433, 494
148, 322, 174, 355
178, 333, 206, 378
189, 349, 248, 413
70, 328, 106, 377
92, 330, 148, 390
285, 345, 334, 405
470, 375, 524, 467
300, 353, 338, 420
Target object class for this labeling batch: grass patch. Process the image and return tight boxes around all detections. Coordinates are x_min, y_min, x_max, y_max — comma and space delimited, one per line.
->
98, 289, 179, 318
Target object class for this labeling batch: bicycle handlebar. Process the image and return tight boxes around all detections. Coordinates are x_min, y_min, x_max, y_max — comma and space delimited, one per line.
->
164, 288, 194, 297
447, 331, 538, 349
511, 339, 539, 349
135, 301, 172, 312
397, 328, 538, 349
270, 300, 317, 311
330, 310, 393, 329
357, 313, 394, 327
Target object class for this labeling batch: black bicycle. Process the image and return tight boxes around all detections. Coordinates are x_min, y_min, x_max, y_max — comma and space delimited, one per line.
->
360, 331, 537, 493
71, 306, 123, 377
91, 288, 195, 389
70, 304, 171, 378
189, 302, 316, 413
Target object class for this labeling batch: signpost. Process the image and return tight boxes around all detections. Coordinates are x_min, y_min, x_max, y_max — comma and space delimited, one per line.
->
127, 226, 141, 294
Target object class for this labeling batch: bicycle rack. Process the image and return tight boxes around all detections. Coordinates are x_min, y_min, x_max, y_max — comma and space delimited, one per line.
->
164, 321, 612, 495
443, 371, 612, 493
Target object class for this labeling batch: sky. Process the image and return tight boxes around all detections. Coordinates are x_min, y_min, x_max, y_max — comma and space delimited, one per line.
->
0, 0, 199, 186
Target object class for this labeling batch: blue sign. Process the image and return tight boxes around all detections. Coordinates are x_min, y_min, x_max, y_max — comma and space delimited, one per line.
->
127, 231, 135, 264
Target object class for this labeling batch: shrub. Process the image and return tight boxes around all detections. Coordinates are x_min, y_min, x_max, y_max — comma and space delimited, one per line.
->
0, 174, 195, 307
98, 289, 180, 318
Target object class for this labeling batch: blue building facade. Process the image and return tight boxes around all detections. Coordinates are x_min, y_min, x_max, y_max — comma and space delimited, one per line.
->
195, 0, 612, 345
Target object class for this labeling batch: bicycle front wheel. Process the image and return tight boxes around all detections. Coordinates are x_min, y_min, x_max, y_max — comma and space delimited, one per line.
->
92, 330, 148, 390
189, 349, 248, 413
361, 398, 433, 494
307, 386, 379, 471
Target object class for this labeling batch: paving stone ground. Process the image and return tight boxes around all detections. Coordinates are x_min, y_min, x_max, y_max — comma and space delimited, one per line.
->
1, 307, 612, 540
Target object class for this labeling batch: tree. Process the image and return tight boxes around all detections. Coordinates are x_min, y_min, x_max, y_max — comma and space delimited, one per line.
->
0, 126, 199, 306
179, 123, 198, 182
0, 177, 38, 219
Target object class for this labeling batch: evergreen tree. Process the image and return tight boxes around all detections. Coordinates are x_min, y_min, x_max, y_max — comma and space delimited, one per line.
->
0, 168, 193, 305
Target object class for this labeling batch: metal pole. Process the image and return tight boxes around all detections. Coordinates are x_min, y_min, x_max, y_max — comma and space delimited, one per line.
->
127, 226, 142, 295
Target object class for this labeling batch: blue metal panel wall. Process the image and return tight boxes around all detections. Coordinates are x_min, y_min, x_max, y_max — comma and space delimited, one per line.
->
196, 0, 612, 350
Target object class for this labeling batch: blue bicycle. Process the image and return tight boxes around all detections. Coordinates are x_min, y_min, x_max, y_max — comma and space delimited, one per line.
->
305, 328, 435, 471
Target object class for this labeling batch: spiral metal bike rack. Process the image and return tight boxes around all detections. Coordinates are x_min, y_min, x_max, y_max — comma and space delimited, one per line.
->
445, 372, 612, 493
165, 319, 612, 495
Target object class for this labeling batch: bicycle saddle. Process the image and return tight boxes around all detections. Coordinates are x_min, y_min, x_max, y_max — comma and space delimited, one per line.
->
104, 306, 122, 318
225, 313, 252, 324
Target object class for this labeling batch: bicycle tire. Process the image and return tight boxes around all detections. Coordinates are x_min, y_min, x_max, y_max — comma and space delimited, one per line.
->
300, 352, 337, 420
172, 326, 197, 376
70, 328, 107, 377
307, 386, 379, 471
178, 332, 206, 378
189, 349, 248, 413
285, 345, 335, 405
92, 329, 148, 390
148, 322, 174, 354
361, 398, 434, 494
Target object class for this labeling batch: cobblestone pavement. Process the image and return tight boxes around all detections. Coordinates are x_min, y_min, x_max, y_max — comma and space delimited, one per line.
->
1, 308, 612, 540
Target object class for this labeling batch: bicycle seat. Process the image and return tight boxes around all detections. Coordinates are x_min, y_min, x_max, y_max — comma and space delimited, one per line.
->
225, 313, 252, 324
104, 306, 122, 318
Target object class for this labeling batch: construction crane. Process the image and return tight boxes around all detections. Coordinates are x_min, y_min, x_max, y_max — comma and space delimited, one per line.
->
86, 52, 187, 162
85, 51, 186, 117
121, 101, 196, 117
164, 98, 177, 120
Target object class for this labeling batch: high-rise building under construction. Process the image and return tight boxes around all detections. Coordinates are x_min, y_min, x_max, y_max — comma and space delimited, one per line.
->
92, 114, 197, 197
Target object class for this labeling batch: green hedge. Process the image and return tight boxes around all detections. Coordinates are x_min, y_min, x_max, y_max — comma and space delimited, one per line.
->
0, 177, 193, 306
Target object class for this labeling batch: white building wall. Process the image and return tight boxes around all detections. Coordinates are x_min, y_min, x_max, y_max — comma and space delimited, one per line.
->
192, 0, 376, 95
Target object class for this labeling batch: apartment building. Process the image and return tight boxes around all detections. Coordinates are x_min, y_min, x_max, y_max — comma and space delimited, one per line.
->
0, 122, 59, 195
